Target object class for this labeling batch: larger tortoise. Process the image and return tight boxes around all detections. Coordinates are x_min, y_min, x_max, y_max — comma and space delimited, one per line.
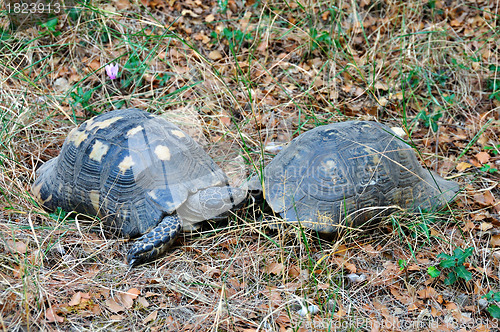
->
248, 121, 458, 232
32, 108, 247, 266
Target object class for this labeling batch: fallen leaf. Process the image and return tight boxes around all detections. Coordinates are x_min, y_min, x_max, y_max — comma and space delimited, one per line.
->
68, 292, 82, 306
288, 265, 301, 278
257, 39, 269, 53
110, 314, 124, 320
265, 262, 284, 275
205, 14, 215, 23
491, 235, 500, 248
181, 9, 199, 17
105, 298, 124, 313
6, 240, 27, 254
476, 152, 490, 164
474, 191, 495, 207
208, 50, 223, 60
126, 288, 140, 299
143, 310, 158, 324
456, 162, 473, 171
46, 307, 64, 323
88, 59, 100, 71
480, 222, 493, 231
118, 293, 134, 309
115, 0, 131, 10
461, 221, 475, 232
137, 296, 149, 308
374, 81, 389, 90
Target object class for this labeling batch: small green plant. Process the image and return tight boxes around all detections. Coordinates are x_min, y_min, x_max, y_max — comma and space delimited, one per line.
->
429, 247, 473, 285
480, 164, 498, 174
482, 290, 500, 319
39, 17, 60, 36
487, 65, 500, 101
309, 28, 333, 53
416, 109, 442, 132
49, 207, 69, 222
70, 86, 94, 112
217, 0, 229, 13
398, 259, 407, 271
484, 144, 500, 155
221, 27, 252, 47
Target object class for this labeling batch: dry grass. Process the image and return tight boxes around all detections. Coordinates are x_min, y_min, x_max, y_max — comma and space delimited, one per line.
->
0, 0, 499, 330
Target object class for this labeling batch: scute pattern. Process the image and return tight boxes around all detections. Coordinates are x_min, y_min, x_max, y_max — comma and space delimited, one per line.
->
260, 121, 459, 233
33, 108, 230, 239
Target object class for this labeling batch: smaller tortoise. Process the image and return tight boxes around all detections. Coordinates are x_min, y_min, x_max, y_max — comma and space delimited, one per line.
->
248, 121, 458, 232
32, 108, 247, 266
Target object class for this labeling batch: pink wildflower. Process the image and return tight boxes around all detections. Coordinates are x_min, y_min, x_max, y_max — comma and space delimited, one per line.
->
105, 63, 119, 80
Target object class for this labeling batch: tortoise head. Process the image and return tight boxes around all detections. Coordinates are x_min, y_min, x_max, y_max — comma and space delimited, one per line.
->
32, 158, 60, 210
178, 186, 247, 226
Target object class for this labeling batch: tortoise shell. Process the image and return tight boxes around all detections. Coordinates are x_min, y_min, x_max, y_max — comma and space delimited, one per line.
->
32, 108, 238, 239
254, 121, 458, 232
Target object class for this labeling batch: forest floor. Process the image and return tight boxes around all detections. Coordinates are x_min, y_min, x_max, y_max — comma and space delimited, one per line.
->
0, 0, 499, 331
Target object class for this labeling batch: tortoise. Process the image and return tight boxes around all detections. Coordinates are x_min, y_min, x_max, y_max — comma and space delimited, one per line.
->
248, 121, 458, 233
32, 108, 247, 266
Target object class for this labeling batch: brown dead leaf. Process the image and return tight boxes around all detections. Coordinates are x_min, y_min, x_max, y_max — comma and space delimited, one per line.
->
110, 314, 124, 320
6, 240, 27, 254
105, 298, 124, 313
115, 0, 131, 10
88, 59, 100, 71
126, 288, 140, 299
68, 292, 82, 306
288, 265, 301, 278
418, 287, 438, 300
491, 235, 500, 248
480, 222, 493, 231
143, 310, 158, 324
445, 302, 459, 311
332, 256, 357, 273
474, 191, 495, 207
220, 112, 231, 126
456, 162, 473, 172
205, 14, 215, 23
275, 313, 291, 328
181, 9, 199, 18
265, 262, 285, 275
461, 221, 476, 232
91, 304, 101, 314
46, 307, 64, 323
374, 81, 389, 90
208, 50, 223, 60
118, 293, 134, 309
137, 296, 149, 308
257, 40, 269, 53
476, 151, 491, 164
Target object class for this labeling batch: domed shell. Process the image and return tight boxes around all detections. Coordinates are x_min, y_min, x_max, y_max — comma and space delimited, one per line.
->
32, 108, 230, 237
260, 121, 458, 233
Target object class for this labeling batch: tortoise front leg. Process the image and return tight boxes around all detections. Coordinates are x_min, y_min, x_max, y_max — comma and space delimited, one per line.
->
126, 214, 182, 267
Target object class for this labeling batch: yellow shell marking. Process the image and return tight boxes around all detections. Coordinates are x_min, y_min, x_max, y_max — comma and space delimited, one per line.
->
154, 145, 171, 161
171, 130, 185, 138
43, 194, 52, 204
86, 116, 123, 131
89, 140, 109, 162
127, 126, 143, 137
31, 182, 43, 200
67, 128, 89, 147
118, 155, 135, 173
89, 190, 100, 213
